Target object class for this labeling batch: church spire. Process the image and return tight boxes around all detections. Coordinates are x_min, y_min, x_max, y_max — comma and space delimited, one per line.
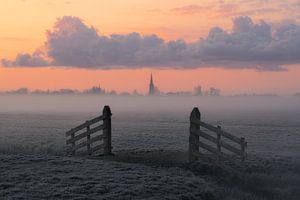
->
150, 73, 153, 85
148, 72, 155, 95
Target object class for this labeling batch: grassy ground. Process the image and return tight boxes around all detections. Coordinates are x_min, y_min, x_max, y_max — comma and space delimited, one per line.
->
110, 150, 300, 200
1, 151, 299, 200
185, 155, 300, 200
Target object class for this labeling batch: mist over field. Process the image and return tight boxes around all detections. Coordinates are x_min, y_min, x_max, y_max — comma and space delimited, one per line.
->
0, 94, 299, 114
0, 94, 300, 157
1, 95, 300, 199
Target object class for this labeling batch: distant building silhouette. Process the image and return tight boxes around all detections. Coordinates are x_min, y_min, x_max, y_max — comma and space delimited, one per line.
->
84, 85, 105, 94
148, 73, 157, 95
194, 85, 202, 96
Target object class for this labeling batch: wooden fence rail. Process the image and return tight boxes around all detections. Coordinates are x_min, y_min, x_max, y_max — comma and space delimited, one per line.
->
65, 105, 112, 156
189, 107, 247, 162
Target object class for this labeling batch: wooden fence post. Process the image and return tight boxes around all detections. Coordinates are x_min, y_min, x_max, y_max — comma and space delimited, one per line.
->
241, 137, 246, 162
87, 124, 91, 155
189, 107, 201, 162
103, 105, 112, 155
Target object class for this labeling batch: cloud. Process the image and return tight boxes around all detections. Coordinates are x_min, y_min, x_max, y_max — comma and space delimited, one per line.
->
2, 50, 48, 67
192, 16, 300, 69
2, 16, 300, 71
170, 5, 213, 15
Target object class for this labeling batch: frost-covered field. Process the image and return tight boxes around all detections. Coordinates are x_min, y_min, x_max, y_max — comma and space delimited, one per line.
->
0, 95, 300, 199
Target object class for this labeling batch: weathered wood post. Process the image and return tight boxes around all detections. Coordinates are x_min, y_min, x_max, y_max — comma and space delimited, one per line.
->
189, 107, 201, 162
103, 105, 112, 155
241, 137, 246, 162
87, 124, 91, 155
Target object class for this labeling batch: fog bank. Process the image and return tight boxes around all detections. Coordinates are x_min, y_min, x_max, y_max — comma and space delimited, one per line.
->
0, 95, 299, 115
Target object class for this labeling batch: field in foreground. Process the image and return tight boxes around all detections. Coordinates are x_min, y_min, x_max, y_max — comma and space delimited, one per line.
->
0, 95, 300, 199
1, 151, 300, 200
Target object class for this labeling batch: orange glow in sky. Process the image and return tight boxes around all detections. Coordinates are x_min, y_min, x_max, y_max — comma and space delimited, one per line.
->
1, 66, 299, 95
0, 0, 299, 95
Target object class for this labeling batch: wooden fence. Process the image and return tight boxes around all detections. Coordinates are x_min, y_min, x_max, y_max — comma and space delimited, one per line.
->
189, 107, 247, 162
65, 105, 112, 156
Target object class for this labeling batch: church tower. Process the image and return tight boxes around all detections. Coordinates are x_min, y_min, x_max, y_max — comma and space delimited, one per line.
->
148, 73, 156, 95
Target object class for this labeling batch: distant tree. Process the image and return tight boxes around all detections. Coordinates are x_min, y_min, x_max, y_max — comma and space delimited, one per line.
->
108, 90, 117, 95
119, 92, 130, 96
31, 89, 50, 94
51, 89, 77, 95
209, 87, 221, 96
132, 90, 142, 96
11, 88, 29, 94
293, 93, 300, 97
166, 91, 192, 96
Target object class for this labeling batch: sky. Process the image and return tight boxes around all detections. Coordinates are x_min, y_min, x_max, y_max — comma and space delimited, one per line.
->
0, 0, 299, 95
